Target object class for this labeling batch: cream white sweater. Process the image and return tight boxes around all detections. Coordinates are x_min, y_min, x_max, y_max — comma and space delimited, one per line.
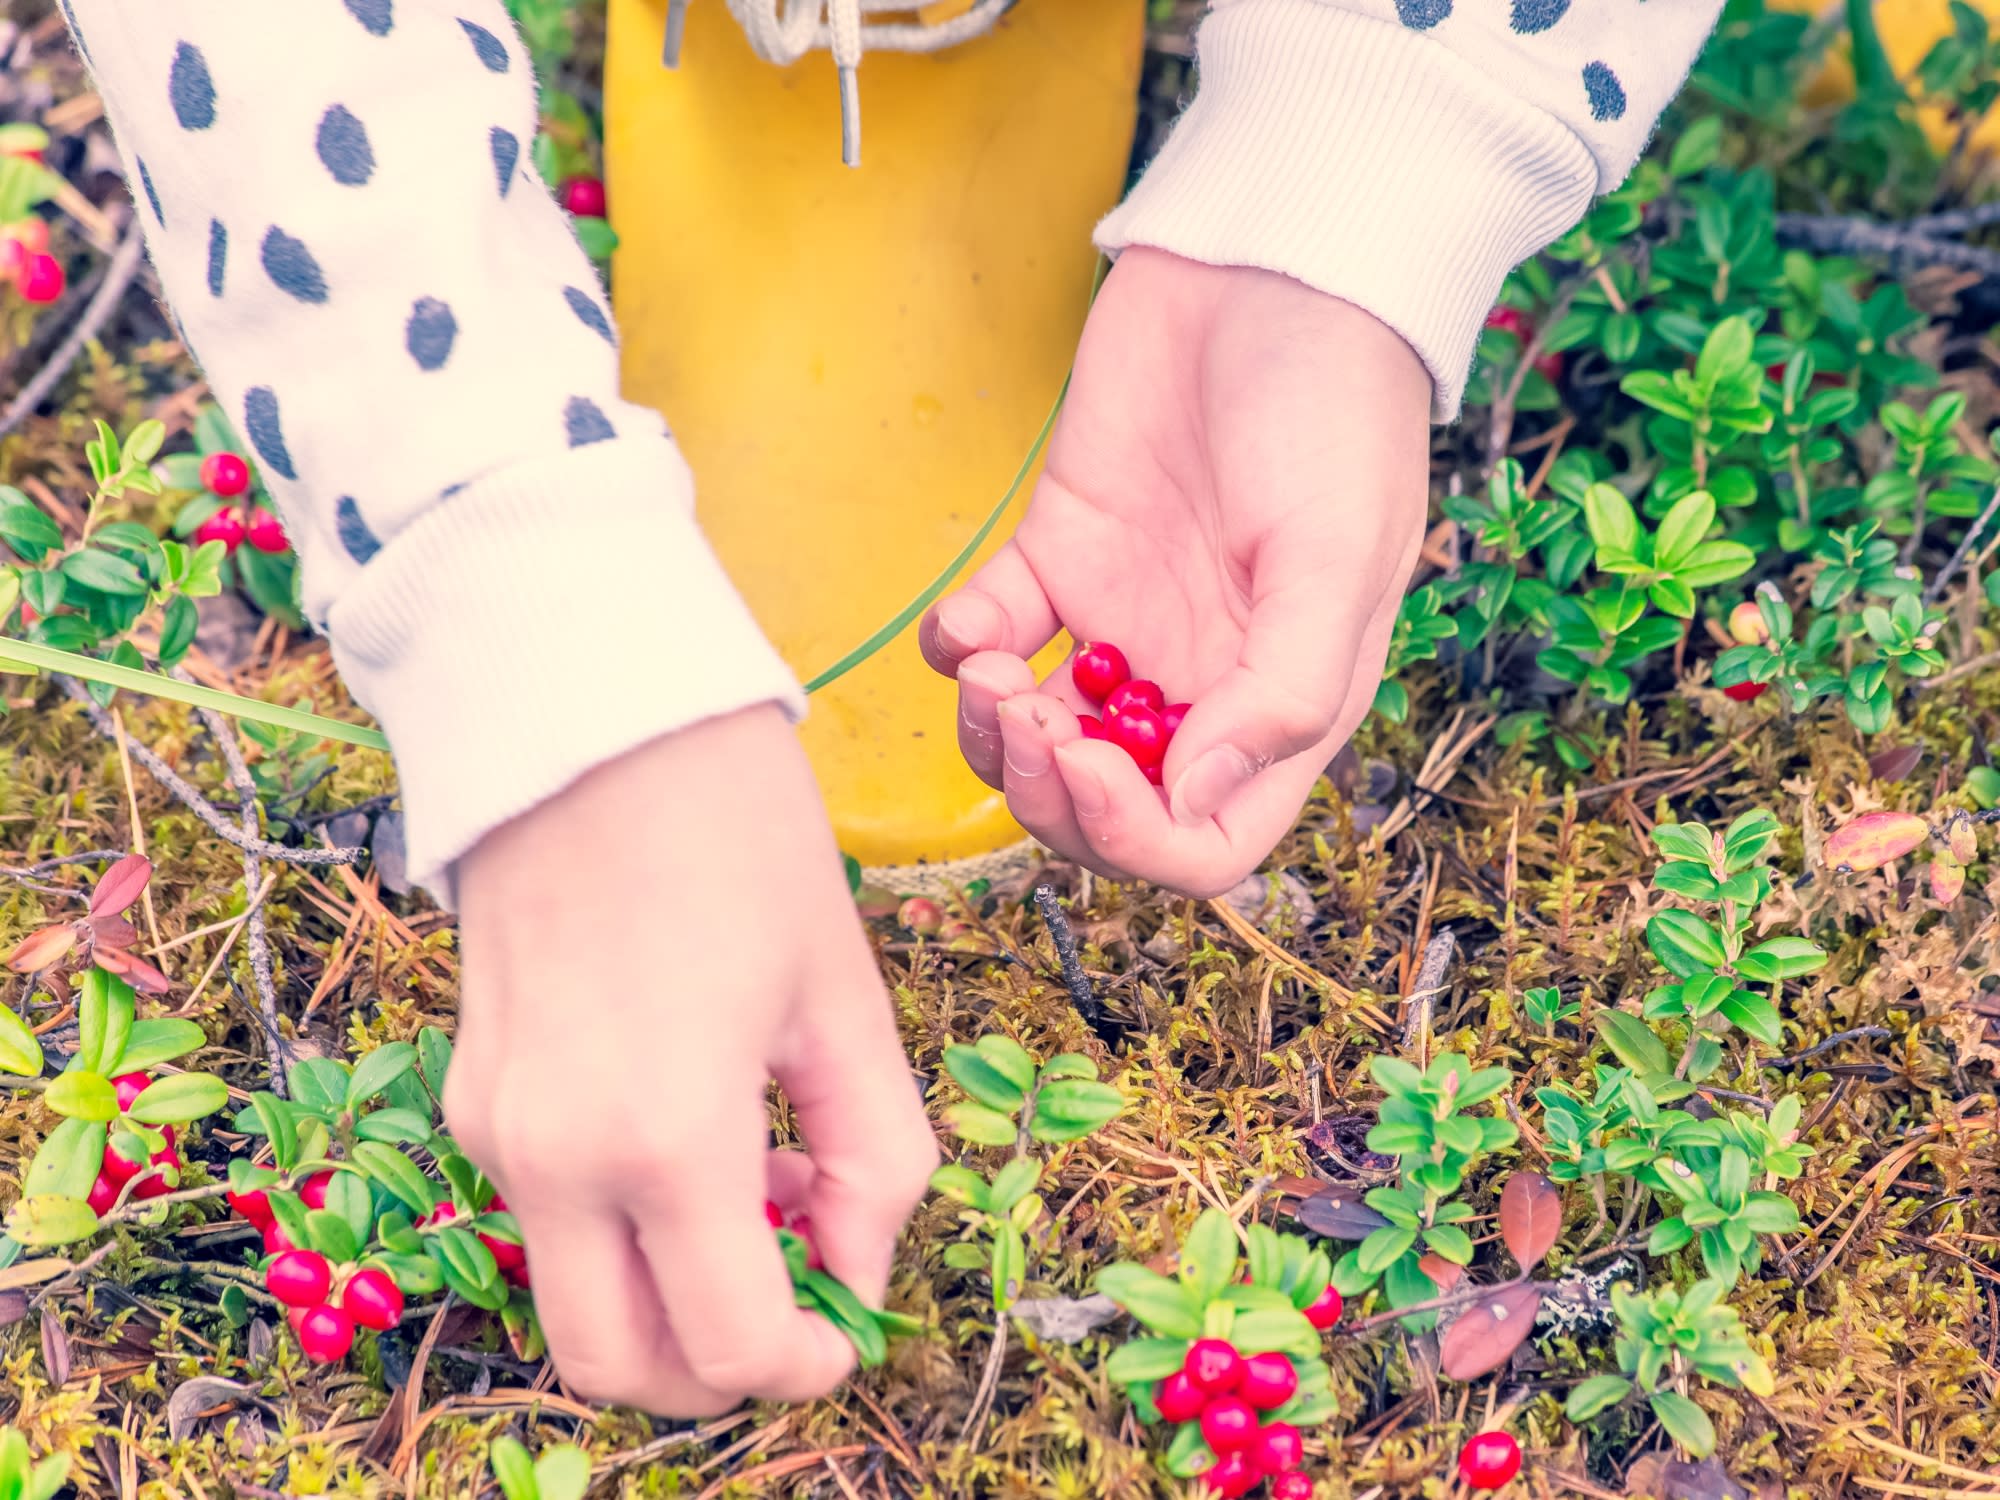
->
57, 0, 1721, 900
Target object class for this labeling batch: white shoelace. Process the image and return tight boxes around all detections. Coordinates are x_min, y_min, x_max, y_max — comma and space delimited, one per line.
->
662, 0, 1016, 166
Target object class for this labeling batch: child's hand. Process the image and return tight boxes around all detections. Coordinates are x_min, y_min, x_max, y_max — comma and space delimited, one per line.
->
921, 248, 1431, 896
444, 705, 938, 1415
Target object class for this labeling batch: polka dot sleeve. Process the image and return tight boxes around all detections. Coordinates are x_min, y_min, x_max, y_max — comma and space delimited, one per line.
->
59, 0, 805, 905
1095, 0, 1724, 421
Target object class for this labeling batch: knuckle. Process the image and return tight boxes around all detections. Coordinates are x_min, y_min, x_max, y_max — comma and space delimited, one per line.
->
684, 1337, 790, 1397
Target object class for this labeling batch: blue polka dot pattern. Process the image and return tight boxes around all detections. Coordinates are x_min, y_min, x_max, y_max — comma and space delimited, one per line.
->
343, 0, 394, 35
335, 497, 383, 564
489, 127, 519, 197
459, 19, 510, 72
244, 387, 298, 481
1583, 61, 1627, 121
261, 227, 329, 303
316, 106, 375, 186
169, 42, 216, 130
563, 286, 614, 344
57, 0, 89, 62
564, 397, 615, 447
137, 159, 165, 226
1395, 0, 1451, 29
406, 297, 458, 370
1509, 0, 1569, 34
206, 219, 227, 295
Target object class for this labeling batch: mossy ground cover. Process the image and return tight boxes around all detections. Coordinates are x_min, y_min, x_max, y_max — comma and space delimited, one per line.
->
0, 1, 1997, 1496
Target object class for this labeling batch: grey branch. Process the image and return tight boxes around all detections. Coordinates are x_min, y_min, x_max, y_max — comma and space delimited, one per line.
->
1773, 212, 2000, 279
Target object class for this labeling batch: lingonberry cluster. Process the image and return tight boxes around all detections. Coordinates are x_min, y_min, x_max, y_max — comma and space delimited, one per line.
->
1070, 642, 1192, 787
765, 1198, 823, 1270
263, 1245, 404, 1364
1158, 1333, 1329, 1499
1482, 304, 1563, 383
1456, 1431, 1523, 1491
83, 1072, 181, 1213
190, 451, 288, 555
422, 1198, 531, 1289
0, 215, 62, 305
558, 174, 606, 218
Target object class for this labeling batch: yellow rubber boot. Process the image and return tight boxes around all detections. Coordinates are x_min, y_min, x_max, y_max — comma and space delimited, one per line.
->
1771, 0, 2000, 155
602, 0, 1145, 870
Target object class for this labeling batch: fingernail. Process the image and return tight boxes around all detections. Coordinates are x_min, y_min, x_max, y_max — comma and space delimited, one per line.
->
1055, 746, 1109, 818
999, 702, 1054, 782
936, 594, 998, 658
1171, 746, 1255, 826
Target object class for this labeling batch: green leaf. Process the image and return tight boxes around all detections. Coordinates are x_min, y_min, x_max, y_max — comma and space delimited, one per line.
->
802, 1268, 890, 1365
1648, 910, 1728, 977
305, 1208, 360, 1265
1596, 1011, 1671, 1075
1696, 317, 1755, 389
1036, 1052, 1097, 1082
943, 1044, 1028, 1112
60, 550, 148, 597
0, 497, 64, 554
534, 1447, 591, 1500
490, 1435, 537, 1500
1422, 1224, 1475, 1264
417, 1026, 452, 1095
1228, 1306, 1320, 1359
0, 1004, 44, 1077
1357, 1226, 1418, 1275
1655, 491, 1716, 569
972, 1035, 1037, 1094
943, 1102, 1017, 1147
1095, 1264, 1204, 1338
5, 1195, 100, 1246
433, 1225, 501, 1291
114, 1019, 204, 1074
249, 1093, 299, 1170
158, 594, 199, 669
1736, 937, 1826, 983
1649, 1391, 1716, 1457
1583, 483, 1641, 556
990, 1223, 1024, 1311
354, 1107, 437, 1147
1028, 1079, 1125, 1141
1104, 1337, 1191, 1383
352, 1141, 436, 1215
928, 1163, 990, 1210
1717, 989, 1783, 1047
46, 1070, 117, 1121
128, 1072, 228, 1124
1649, 1216, 1694, 1255
24, 1118, 106, 1201
985, 1157, 1040, 1216
346, 1042, 418, 1109
1179, 1209, 1239, 1304
1566, 1374, 1634, 1421
1668, 114, 1722, 176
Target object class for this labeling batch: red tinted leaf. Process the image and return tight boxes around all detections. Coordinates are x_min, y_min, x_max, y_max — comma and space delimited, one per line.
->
95, 949, 172, 994
1438, 1284, 1543, 1380
1867, 745, 1922, 783
8, 924, 76, 974
1947, 814, 1977, 866
88, 915, 137, 950
88, 854, 152, 919
1498, 1171, 1562, 1273
1294, 1189, 1391, 1241
1930, 857, 1966, 906
1823, 811, 1930, 873
1417, 1253, 1463, 1293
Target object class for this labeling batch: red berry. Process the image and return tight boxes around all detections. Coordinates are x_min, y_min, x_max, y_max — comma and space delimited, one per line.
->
1102, 679, 1165, 717
1458, 1432, 1522, 1491
478, 1230, 526, 1276
1483, 305, 1531, 341
1269, 1474, 1314, 1500
1203, 1452, 1259, 1498
788, 1212, 825, 1271
1302, 1285, 1343, 1330
502, 1262, 532, 1290
200, 452, 250, 498
112, 1071, 152, 1111
19, 253, 64, 304
293, 1303, 356, 1364
1238, 1351, 1299, 1411
559, 174, 607, 218
100, 1139, 144, 1188
266, 1248, 333, 1308
1107, 704, 1168, 770
1142, 762, 1164, 787
1184, 1337, 1244, 1394
1533, 351, 1565, 383
6, 217, 50, 256
245, 508, 289, 554
132, 1140, 179, 1199
419, 1202, 458, 1228
1155, 1370, 1206, 1425
228, 1187, 275, 1229
341, 1268, 405, 1331
1160, 702, 1190, 738
194, 509, 246, 553
1070, 642, 1130, 704
1200, 1396, 1259, 1453
1722, 680, 1767, 702
1077, 714, 1106, 741
299, 1170, 334, 1210
1255, 1422, 1305, 1474
488, 1192, 507, 1211
765, 1198, 785, 1228
263, 1221, 297, 1254
87, 1172, 118, 1216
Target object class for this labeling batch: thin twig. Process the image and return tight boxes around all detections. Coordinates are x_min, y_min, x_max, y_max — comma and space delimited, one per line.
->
1399, 927, 1456, 1054
1773, 212, 2000, 278
0, 217, 147, 443
1768, 1025, 1894, 1072
1033, 885, 1100, 1031
1485, 272, 1591, 473
1906, 200, 2000, 237
1922, 482, 2000, 607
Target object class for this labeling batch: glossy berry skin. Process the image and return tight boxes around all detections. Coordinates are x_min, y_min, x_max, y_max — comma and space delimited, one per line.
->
1203, 1451, 1259, 1498
266, 1248, 334, 1308
1077, 713, 1106, 741
419, 1202, 457, 1227
1154, 1370, 1205, 1424
1483, 305, 1531, 341
1269, 1473, 1314, 1500
200, 452, 251, 498
1107, 705, 1168, 771
1458, 1431, 1522, 1491
100, 1139, 145, 1188
1722, 679, 1767, 703
1101, 679, 1164, 717
228, 1187, 275, 1229
263, 1221, 297, 1255
341, 1268, 405, 1330
559, 174, 607, 217
1160, 702, 1190, 738
131, 1144, 179, 1200
1302, 1284, 1343, 1330
1199, 1395, 1259, 1453
1070, 641, 1130, 704
1237, 1350, 1299, 1411
1183, 1337, 1244, 1395
478, 1229, 526, 1276
293, 1304, 356, 1364
19, 253, 63, 304
112, 1071, 152, 1111
1255, 1422, 1305, 1474
299, 1170, 334, 1210
194, 509, 246, 553
87, 1172, 118, 1216
245, 508, 289, 554
1727, 601, 1769, 646
1532, 350, 1565, 383
764, 1198, 785, 1228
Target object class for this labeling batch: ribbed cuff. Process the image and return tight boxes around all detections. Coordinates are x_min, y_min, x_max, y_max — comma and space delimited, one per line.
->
326, 438, 805, 907
1094, 0, 1598, 421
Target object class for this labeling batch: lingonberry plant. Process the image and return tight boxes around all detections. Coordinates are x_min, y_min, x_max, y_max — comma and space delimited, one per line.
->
1097, 1212, 1340, 1496
156, 401, 303, 630
931, 1036, 1125, 1311
0, 124, 62, 310
490, 1434, 589, 1500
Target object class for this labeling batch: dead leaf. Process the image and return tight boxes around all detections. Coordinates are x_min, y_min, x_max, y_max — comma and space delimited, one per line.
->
1437, 1284, 1543, 1380
1824, 810, 1931, 872
1625, 1453, 1750, 1500
166, 1376, 269, 1441
1498, 1171, 1562, 1273
88, 852, 151, 917
1867, 744, 1923, 783
1293, 1188, 1390, 1241
0, 1291, 27, 1327
39, 1313, 68, 1387
1930, 857, 1965, 905
8, 923, 76, 974
1009, 1293, 1121, 1343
